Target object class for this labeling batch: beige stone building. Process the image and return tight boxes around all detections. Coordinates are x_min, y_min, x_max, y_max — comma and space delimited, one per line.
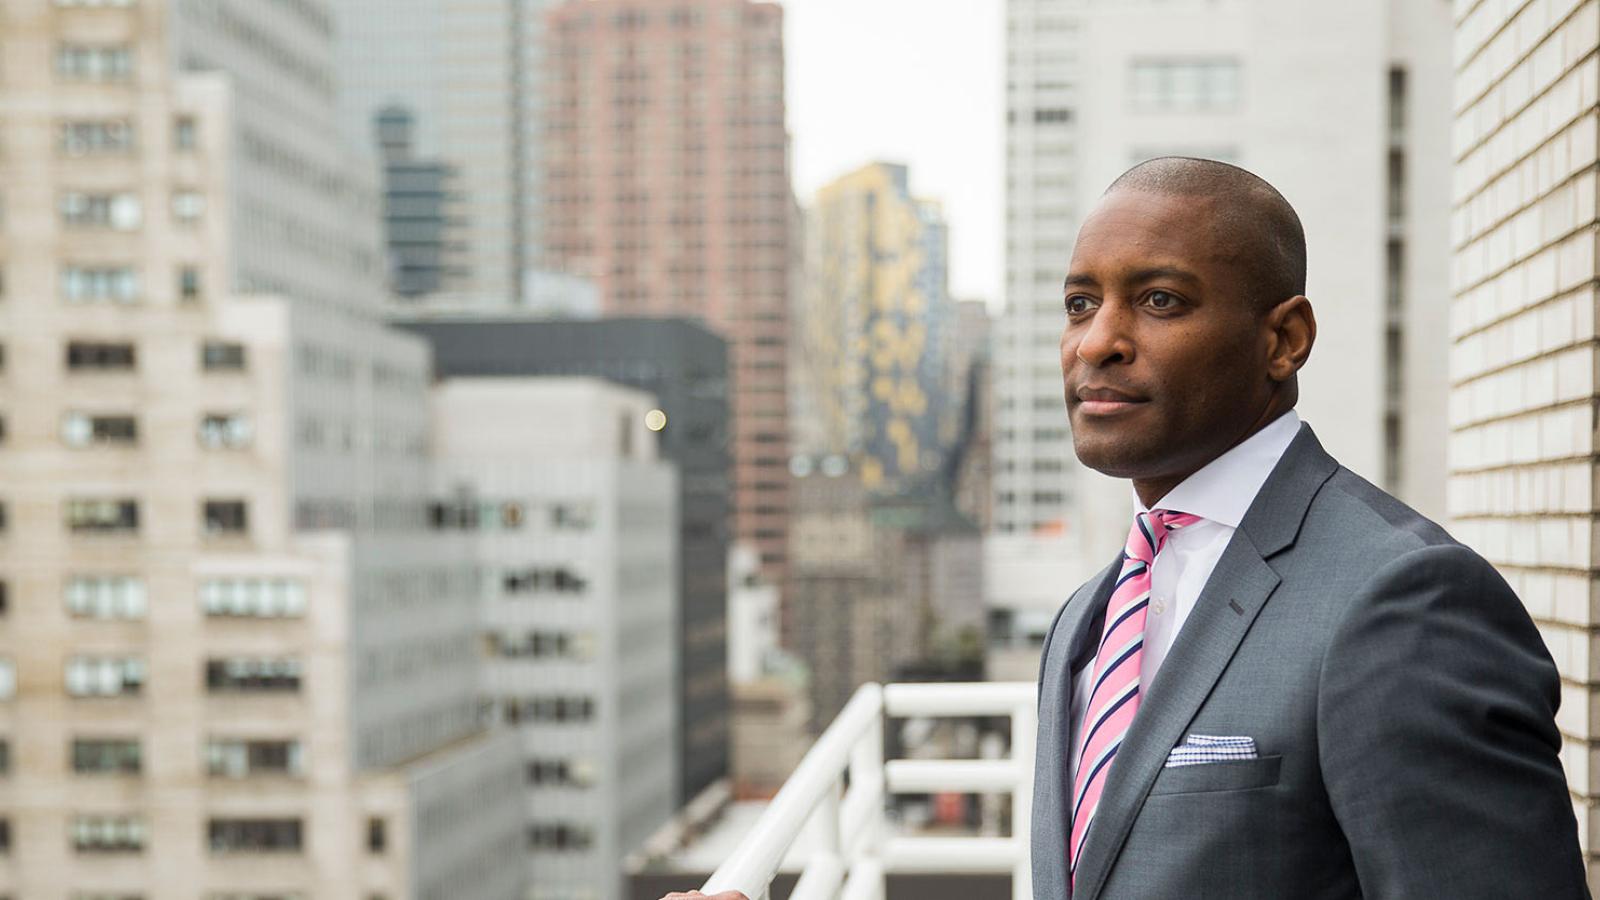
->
0, 1, 522, 897
1449, 0, 1600, 886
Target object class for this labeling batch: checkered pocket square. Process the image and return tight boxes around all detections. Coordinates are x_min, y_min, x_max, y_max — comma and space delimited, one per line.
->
1164, 734, 1258, 768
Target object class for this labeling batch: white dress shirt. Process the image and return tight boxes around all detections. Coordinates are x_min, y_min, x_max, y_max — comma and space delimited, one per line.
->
1068, 410, 1302, 776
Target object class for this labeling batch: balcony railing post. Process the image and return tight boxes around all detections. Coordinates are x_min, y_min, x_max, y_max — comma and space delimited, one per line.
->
1011, 698, 1037, 900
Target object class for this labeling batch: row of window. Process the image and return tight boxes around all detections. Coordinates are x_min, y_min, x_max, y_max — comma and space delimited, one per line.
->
62, 655, 302, 697
501, 696, 595, 725
53, 411, 252, 449
4, 575, 303, 620
71, 737, 301, 777
58, 115, 198, 157
427, 499, 593, 532
60, 265, 205, 304
488, 630, 596, 660
57, 340, 245, 371
59, 190, 204, 228
57, 498, 248, 536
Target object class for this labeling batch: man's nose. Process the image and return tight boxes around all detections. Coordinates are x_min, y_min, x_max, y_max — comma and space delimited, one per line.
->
1072, 302, 1134, 367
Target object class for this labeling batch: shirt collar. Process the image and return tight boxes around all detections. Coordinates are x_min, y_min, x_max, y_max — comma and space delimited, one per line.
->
1133, 410, 1303, 529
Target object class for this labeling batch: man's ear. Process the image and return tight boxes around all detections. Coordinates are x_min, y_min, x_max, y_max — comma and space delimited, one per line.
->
1265, 295, 1315, 382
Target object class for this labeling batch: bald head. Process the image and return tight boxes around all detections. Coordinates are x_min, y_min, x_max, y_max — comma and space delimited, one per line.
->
1105, 157, 1306, 313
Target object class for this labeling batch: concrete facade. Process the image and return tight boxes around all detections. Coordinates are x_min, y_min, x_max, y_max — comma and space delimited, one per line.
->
1449, 0, 1600, 886
431, 377, 680, 900
399, 316, 732, 810
542, 0, 793, 584
0, 1, 523, 897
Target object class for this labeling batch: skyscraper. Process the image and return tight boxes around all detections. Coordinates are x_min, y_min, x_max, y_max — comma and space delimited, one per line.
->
334, 0, 553, 304
1449, 0, 1600, 887
430, 377, 681, 900
797, 162, 956, 494
543, 0, 793, 583
398, 316, 733, 809
997, 0, 1452, 566
0, 1, 522, 896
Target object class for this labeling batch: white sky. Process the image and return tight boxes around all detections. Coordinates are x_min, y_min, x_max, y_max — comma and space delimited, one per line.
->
783, 0, 1005, 304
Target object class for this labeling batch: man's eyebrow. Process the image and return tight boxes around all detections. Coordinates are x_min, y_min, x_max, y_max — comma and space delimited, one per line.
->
1128, 266, 1202, 286
1064, 267, 1202, 293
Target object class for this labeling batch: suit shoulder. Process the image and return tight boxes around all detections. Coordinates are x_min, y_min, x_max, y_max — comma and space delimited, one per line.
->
1304, 465, 1462, 567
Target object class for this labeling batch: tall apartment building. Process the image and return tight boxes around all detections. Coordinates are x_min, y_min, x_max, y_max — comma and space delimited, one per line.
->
334, 0, 552, 304
431, 377, 680, 900
797, 162, 956, 493
543, 0, 792, 583
1449, 0, 1600, 886
996, 0, 1453, 568
399, 316, 732, 810
0, 1, 522, 897
374, 105, 464, 298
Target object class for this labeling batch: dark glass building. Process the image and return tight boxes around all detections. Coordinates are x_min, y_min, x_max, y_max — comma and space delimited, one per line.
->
398, 317, 731, 805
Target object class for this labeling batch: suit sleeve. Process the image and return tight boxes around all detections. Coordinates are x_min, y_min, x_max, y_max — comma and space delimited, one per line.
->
1317, 543, 1589, 898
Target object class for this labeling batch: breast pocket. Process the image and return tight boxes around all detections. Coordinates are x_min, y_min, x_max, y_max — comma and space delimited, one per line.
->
1147, 754, 1282, 796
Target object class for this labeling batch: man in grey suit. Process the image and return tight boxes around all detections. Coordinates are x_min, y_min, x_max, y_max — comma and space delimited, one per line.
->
1033, 157, 1588, 898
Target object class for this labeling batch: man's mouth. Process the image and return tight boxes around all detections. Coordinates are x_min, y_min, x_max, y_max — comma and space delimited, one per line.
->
1072, 386, 1149, 416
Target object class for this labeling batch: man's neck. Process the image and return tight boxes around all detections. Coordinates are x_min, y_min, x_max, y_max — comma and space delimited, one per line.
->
1132, 402, 1296, 509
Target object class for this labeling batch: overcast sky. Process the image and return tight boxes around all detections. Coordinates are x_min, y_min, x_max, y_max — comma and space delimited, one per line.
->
783, 0, 1005, 305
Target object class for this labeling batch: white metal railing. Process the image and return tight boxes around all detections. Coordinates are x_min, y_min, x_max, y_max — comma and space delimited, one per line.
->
700, 681, 1037, 900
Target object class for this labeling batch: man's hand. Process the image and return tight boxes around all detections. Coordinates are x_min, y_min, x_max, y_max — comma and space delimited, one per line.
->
658, 892, 749, 900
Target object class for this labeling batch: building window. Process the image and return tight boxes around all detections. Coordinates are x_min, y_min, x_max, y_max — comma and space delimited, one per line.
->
59, 192, 141, 229
366, 817, 386, 854
62, 266, 141, 304
72, 815, 145, 853
53, 0, 140, 6
205, 739, 303, 778
1129, 59, 1240, 111
526, 757, 597, 788
0, 739, 9, 775
501, 567, 588, 594
207, 818, 302, 854
57, 119, 133, 156
66, 656, 145, 697
65, 575, 146, 619
179, 266, 202, 303
527, 822, 593, 852
502, 695, 594, 725
171, 191, 205, 225
65, 498, 139, 533
71, 738, 142, 774
174, 115, 196, 150
202, 500, 248, 536
55, 44, 134, 82
201, 341, 246, 371
66, 341, 136, 370
205, 657, 301, 693
199, 577, 306, 618
0, 580, 7, 616
0, 660, 13, 699
490, 630, 596, 660
61, 413, 137, 447
198, 413, 252, 450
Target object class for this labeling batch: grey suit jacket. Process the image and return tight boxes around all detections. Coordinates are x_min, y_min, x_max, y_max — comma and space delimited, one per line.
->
1031, 424, 1588, 899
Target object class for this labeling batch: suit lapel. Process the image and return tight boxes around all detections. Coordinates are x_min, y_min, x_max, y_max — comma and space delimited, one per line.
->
1036, 557, 1120, 899
1069, 424, 1339, 900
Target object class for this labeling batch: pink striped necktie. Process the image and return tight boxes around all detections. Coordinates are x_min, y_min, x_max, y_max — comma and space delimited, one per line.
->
1069, 508, 1201, 883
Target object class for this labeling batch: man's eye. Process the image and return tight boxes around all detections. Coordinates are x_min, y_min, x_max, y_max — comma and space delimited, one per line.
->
1065, 295, 1093, 315
1147, 290, 1179, 309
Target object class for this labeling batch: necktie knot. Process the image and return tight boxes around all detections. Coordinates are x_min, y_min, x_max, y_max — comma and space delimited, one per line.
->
1124, 508, 1201, 565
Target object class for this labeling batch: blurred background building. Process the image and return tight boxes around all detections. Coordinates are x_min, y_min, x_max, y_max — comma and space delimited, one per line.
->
0, 1, 523, 897
335, 0, 549, 306
796, 162, 956, 494
542, 0, 794, 588
398, 316, 733, 811
430, 377, 680, 900
1448, 0, 1600, 882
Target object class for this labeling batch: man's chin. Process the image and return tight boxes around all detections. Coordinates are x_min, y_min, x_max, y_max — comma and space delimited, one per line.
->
1070, 434, 1157, 479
